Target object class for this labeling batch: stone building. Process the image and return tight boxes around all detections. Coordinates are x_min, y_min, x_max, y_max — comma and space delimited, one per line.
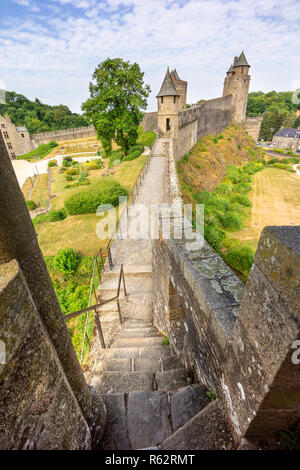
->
222, 51, 251, 124
272, 128, 300, 151
0, 114, 33, 159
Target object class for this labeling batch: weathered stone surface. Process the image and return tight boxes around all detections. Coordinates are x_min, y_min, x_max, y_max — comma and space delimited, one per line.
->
127, 392, 172, 449
90, 371, 154, 393
255, 226, 300, 316
102, 358, 132, 371
134, 357, 161, 371
170, 384, 210, 431
113, 336, 164, 348
156, 369, 193, 391
0, 135, 95, 431
152, 222, 300, 443
100, 394, 130, 450
160, 401, 234, 450
161, 356, 183, 371
0, 260, 92, 449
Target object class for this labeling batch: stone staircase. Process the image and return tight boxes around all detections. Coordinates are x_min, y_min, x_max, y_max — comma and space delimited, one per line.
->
87, 318, 212, 450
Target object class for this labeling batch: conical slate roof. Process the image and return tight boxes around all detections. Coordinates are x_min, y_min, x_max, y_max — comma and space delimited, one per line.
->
233, 51, 250, 68
156, 68, 179, 97
171, 68, 180, 80
227, 64, 234, 73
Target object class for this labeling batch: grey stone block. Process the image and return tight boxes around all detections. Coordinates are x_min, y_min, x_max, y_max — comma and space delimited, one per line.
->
160, 401, 234, 450
156, 369, 192, 391
170, 384, 210, 431
127, 391, 172, 449
101, 393, 130, 450
91, 371, 154, 393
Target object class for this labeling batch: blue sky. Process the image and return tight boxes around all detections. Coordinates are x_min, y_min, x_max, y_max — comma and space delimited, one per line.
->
0, 0, 300, 113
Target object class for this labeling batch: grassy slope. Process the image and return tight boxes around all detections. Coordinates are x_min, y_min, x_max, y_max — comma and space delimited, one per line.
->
177, 123, 262, 198
22, 173, 49, 207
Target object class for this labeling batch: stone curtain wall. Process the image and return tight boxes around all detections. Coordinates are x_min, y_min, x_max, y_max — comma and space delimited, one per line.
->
152, 221, 300, 442
0, 260, 91, 449
31, 125, 96, 147
140, 112, 158, 131
245, 116, 263, 142
173, 96, 233, 159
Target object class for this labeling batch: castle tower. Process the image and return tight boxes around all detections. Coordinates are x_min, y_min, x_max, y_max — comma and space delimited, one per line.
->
170, 69, 187, 111
156, 67, 180, 135
223, 51, 251, 124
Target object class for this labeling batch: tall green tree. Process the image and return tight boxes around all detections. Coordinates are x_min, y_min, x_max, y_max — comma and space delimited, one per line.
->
82, 58, 150, 156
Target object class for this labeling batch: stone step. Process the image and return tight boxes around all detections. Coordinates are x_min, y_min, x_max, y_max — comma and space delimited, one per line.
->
99, 384, 209, 450
98, 277, 152, 300
134, 356, 182, 372
112, 336, 164, 348
99, 345, 172, 360
100, 356, 183, 372
159, 400, 233, 450
118, 327, 158, 338
89, 368, 192, 393
155, 369, 193, 391
121, 320, 153, 329
103, 265, 152, 280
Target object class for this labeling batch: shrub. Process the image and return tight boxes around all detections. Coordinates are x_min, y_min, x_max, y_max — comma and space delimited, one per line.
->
127, 144, 144, 155
26, 200, 37, 211
230, 194, 251, 207
233, 182, 252, 193
80, 171, 88, 178
66, 175, 73, 181
220, 211, 243, 230
225, 246, 254, 272
123, 150, 142, 162
85, 161, 102, 170
216, 183, 232, 196
33, 209, 67, 226
204, 225, 226, 253
65, 178, 127, 215
66, 168, 78, 176
48, 208, 67, 221
54, 248, 80, 274
48, 160, 57, 167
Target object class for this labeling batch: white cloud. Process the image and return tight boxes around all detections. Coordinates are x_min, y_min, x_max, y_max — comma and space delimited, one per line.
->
1, 0, 300, 112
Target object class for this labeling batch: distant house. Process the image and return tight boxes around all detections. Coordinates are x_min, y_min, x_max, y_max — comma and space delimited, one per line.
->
0, 114, 33, 159
272, 127, 300, 151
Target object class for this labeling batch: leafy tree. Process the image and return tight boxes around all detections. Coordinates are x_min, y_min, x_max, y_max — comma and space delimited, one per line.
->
82, 58, 150, 156
0, 91, 88, 134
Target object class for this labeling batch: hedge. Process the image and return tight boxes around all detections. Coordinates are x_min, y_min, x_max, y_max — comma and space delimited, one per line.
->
123, 150, 142, 162
64, 178, 127, 215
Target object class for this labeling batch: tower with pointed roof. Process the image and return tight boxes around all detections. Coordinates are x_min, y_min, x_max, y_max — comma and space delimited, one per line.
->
156, 67, 186, 135
170, 69, 187, 111
223, 51, 251, 124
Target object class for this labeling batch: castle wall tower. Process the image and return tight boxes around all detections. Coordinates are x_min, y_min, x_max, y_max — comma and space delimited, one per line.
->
170, 69, 187, 111
157, 67, 180, 136
223, 51, 250, 124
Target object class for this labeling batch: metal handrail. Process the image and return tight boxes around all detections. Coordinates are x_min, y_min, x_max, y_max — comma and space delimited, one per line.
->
65, 264, 127, 352
66, 143, 155, 363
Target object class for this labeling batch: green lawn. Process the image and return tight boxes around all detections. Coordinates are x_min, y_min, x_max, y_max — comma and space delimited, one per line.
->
36, 153, 147, 256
